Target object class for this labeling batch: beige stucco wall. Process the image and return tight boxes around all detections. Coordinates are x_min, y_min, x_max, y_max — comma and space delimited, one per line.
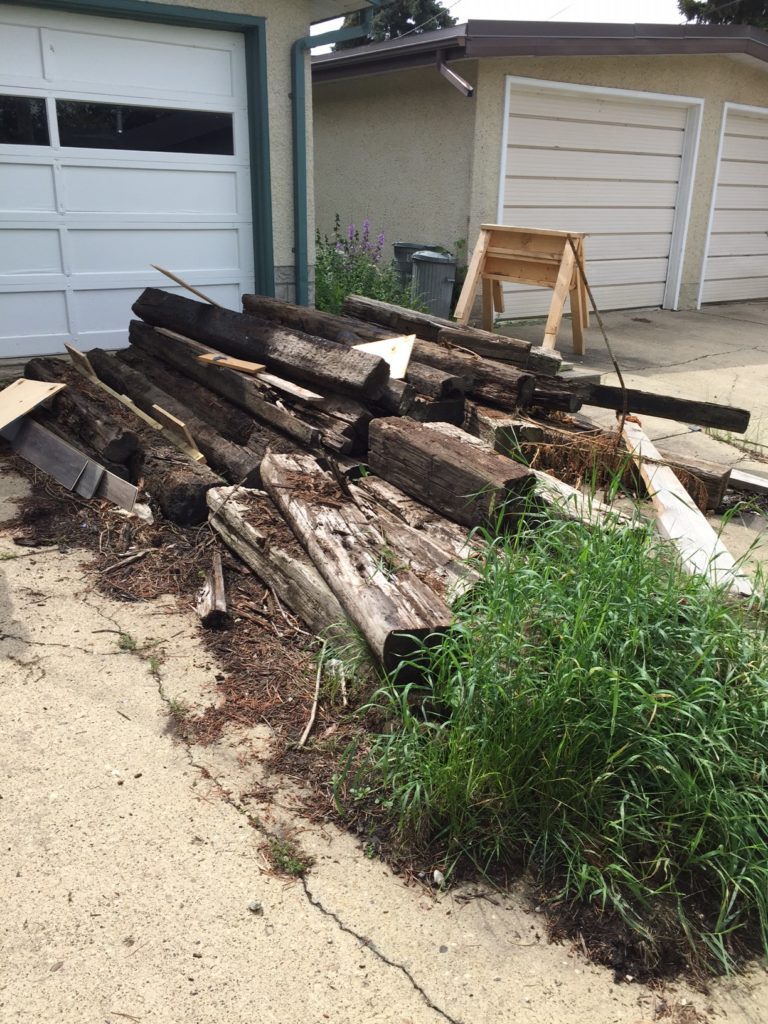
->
314, 51, 768, 310
469, 54, 768, 309
313, 63, 478, 259
160, 0, 315, 294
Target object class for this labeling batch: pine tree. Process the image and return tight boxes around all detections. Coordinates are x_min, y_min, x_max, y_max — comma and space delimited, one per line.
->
678, 1, 768, 29
334, 1, 457, 51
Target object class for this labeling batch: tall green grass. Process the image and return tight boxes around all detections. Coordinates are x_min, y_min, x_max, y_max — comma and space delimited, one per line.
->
347, 514, 768, 972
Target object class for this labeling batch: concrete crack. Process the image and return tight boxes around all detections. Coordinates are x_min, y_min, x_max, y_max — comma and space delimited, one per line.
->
300, 877, 462, 1024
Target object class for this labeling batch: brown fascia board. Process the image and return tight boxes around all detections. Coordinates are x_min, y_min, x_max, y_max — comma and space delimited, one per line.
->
311, 19, 768, 79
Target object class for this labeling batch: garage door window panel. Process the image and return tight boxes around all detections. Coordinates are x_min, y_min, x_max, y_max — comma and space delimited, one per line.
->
56, 101, 234, 156
0, 95, 49, 146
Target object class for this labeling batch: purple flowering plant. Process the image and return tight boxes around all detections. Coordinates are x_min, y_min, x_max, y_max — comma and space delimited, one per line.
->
316, 214, 420, 314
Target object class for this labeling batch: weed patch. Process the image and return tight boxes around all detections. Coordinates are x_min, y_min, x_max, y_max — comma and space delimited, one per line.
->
341, 513, 768, 974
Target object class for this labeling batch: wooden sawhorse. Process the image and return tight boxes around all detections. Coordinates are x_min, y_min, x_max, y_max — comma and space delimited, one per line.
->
453, 225, 589, 354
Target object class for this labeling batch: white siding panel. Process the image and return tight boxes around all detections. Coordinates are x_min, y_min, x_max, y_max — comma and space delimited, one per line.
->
0, 229, 62, 274
499, 80, 696, 316
507, 116, 685, 156
68, 227, 240, 274
0, 23, 44, 81
504, 179, 680, 207
507, 90, 688, 129
61, 166, 239, 216
702, 105, 768, 304
46, 29, 236, 100
0, 163, 56, 211
0, 290, 68, 339
73, 283, 240, 339
509, 147, 682, 182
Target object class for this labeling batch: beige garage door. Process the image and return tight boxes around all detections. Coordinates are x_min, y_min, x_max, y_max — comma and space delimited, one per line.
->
700, 104, 768, 304
497, 78, 701, 318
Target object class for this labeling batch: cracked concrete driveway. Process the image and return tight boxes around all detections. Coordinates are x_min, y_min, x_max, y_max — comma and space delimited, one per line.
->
2, 465, 768, 1024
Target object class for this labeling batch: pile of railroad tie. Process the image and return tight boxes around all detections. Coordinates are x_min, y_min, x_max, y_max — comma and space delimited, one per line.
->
17, 289, 761, 671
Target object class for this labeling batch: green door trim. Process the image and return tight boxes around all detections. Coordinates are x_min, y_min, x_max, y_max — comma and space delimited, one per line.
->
5, 0, 275, 296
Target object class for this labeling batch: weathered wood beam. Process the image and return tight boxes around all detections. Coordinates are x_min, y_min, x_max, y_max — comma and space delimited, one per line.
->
367, 417, 534, 529
260, 453, 453, 672
133, 288, 389, 398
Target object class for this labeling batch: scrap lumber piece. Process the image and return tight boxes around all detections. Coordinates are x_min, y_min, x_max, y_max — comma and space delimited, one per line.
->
260, 452, 453, 671
129, 321, 318, 448
410, 339, 535, 411
436, 326, 561, 376
207, 486, 350, 636
0, 378, 66, 430
622, 420, 752, 596
25, 357, 140, 463
118, 347, 256, 446
88, 348, 262, 486
292, 393, 371, 454
529, 380, 583, 413
195, 550, 230, 629
23, 356, 220, 524
405, 361, 469, 399
729, 467, 768, 496
133, 288, 390, 399
367, 418, 534, 528
196, 353, 267, 376
242, 294, 386, 344
536, 378, 750, 434
342, 294, 531, 359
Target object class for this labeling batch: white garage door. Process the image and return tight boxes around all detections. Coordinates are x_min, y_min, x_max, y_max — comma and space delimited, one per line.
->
0, 5, 254, 359
497, 78, 701, 318
700, 104, 768, 304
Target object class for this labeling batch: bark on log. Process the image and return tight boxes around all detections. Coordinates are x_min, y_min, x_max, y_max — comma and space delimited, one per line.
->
242, 294, 384, 344
87, 348, 262, 486
128, 321, 318, 448
118, 346, 255, 445
342, 294, 531, 359
375, 378, 415, 416
133, 288, 389, 398
260, 453, 453, 672
25, 357, 140, 463
23, 356, 219, 525
536, 379, 750, 433
407, 396, 466, 425
529, 382, 583, 413
410, 339, 535, 411
463, 402, 545, 454
207, 487, 351, 637
367, 418, 534, 529
435, 326, 561, 376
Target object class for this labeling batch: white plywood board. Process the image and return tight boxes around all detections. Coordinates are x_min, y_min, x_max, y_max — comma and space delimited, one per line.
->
0, 378, 65, 430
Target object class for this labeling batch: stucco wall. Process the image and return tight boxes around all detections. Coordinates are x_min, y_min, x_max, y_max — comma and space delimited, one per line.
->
161, 0, 314, 295
313, 63, 478, 261
469, 54, 768, 309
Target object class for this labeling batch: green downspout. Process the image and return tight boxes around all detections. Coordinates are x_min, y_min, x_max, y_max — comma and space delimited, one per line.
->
291, 7, 378, 306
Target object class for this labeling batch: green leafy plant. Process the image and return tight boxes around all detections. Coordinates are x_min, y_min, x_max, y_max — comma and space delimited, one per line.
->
343, 509, 768, 973
315, 215, 423, 315
265, 837, 314, 878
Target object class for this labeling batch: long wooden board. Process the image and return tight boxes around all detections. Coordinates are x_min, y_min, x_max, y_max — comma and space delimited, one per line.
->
622, 420, 752, 596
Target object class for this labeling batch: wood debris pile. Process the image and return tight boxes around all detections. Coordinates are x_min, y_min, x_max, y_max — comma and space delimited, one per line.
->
7, 289, 762, 677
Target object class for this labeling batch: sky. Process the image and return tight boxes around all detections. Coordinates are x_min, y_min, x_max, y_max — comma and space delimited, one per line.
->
311, 0, 686, 38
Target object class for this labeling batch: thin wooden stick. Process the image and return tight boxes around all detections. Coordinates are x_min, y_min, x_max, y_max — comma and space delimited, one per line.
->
298, 641, 327, 748
151, 264, 223, 308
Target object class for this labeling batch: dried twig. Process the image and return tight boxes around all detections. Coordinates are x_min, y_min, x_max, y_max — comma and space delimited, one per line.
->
298, 641, 326, 748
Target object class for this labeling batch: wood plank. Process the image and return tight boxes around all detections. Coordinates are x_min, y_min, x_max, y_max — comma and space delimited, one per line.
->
729, 467, 768, 496
94, 471, 138, 512
72, 458, 106, 500
622, 420, 751, 596
542, 244, 576, 351
151, 404, 198, 453
196, 353, 267, 375
454, 227, 492, 324
0, 379, 66, 430
260, 453, 453, 671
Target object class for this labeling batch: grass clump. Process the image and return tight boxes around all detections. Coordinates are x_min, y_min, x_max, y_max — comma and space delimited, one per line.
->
347, 514, 768, 973
264, 837, 314, 878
